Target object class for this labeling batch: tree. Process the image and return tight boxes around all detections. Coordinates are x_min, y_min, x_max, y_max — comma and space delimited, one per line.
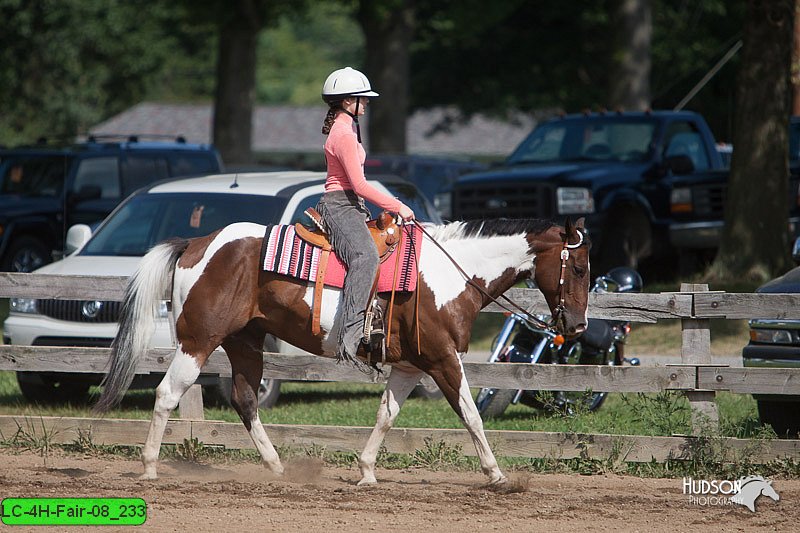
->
711, 0, 795, 281
213, 0, 265, 165
609, 0, 652, 111
356, 0, 416, 154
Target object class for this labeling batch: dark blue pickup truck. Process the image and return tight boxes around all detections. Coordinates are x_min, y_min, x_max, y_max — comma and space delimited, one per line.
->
451, 110, 729, 272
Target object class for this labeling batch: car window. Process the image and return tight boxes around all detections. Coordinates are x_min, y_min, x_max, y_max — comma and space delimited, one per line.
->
0, 155, 69, 197
664, 123, 710, 171
169, 154, 218, 176
81, 192, 288, 256
288, 181, 441, 226
73, 157, 120, 198
121, 156, 170, 196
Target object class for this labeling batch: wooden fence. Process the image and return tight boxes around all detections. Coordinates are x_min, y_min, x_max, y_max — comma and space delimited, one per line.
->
2, 272, 800, 464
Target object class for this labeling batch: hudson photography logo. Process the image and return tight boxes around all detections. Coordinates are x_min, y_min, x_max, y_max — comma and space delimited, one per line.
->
682, 475, 780, 512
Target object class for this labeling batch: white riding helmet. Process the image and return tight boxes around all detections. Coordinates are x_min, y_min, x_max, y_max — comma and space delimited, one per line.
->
321, 67, 379, 102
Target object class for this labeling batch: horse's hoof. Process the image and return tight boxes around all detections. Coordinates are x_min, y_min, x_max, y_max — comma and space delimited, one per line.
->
357, 477, 377, 486
489, 475, 508, 485
139, 472, 158, 481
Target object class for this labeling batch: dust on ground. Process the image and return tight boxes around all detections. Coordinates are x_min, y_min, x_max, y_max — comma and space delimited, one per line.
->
0, 449, 796, 532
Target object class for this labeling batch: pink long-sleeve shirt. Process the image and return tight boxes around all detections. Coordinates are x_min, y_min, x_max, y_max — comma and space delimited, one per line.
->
323, 113, 403, 213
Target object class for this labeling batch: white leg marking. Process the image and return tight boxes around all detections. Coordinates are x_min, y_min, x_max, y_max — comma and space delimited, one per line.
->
358, 366, 423, 485
455, 357, 507, 484
247, 415, 284, 475
140, 345, 202, 480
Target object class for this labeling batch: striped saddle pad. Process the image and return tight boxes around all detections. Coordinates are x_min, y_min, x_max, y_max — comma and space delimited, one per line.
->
260, 223, 421, 292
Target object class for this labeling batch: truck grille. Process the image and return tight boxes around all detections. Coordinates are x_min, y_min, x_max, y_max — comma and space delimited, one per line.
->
36, 300, 121, 323
691, 184, 726, 217
453, 183, 556, 220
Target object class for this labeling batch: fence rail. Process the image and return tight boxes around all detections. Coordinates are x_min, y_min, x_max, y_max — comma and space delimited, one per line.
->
2, 273, 800, 464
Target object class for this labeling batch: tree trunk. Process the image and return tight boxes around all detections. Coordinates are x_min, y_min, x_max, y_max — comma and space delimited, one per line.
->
608, 0, 652, 111
357, 0, 415, 154
793, 0, 800, 115
213, 1, 262, 165
713, 0, 794, 280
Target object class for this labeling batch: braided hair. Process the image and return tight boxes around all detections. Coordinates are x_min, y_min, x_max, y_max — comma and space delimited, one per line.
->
321, 101, 342, 135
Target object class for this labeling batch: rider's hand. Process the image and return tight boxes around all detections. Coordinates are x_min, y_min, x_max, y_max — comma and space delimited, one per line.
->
398, 204, 415, 222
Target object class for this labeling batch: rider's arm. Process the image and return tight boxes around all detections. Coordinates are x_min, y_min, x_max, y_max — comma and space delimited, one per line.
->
334, 133, 404, 213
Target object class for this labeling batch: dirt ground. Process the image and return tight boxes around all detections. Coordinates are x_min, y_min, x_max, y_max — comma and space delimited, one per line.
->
0, 450, 798, 532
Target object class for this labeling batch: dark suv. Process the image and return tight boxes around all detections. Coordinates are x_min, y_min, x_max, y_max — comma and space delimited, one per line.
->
0, 135, 223, 272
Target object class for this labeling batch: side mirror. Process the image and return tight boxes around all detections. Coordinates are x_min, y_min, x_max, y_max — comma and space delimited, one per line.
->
65, 224, 92, 254
664, 154, 695, 175
792, 237, 800, 264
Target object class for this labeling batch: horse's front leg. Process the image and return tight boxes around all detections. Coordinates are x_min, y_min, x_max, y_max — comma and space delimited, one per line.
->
358, 365, 423, 485
429, 352, 507, 485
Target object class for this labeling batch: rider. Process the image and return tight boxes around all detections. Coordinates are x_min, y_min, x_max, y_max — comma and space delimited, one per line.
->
316, 67, 415, 365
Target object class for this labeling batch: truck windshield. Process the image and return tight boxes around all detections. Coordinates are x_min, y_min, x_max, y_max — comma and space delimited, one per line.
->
0, 155, 71, 197
81, 192, 288, 256
507, 118, 657, 165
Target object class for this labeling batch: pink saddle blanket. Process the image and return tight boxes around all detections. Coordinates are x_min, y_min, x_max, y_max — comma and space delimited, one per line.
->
260, 223, 422, 292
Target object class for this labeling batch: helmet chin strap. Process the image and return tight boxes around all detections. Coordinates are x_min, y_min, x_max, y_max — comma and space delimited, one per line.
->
342, 97, 363, 143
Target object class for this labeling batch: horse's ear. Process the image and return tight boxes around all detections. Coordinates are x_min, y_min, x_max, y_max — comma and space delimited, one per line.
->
563, 216, 574, 234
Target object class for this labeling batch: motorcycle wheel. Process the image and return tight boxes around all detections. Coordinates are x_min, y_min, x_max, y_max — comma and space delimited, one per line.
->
475, 388, 517, 418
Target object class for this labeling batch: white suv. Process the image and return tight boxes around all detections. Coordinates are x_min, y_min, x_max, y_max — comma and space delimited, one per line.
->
4, 171, 441, 404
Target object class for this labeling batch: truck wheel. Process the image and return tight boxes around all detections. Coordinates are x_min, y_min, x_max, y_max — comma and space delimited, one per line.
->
1, 237, 51, 273
758, 400, 800, 438
598, 209, 651, 271
16, 372, 91, 404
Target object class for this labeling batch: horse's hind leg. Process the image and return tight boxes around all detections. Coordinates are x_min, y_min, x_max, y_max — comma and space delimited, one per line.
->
222, 335, 284, 475
428, 353, 507, 485
358, 365, 424, 485
141, 344, 208, 479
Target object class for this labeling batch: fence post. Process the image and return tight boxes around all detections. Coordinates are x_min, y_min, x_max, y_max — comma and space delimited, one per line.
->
680, 283, 719, 433
178, 384, 205, 420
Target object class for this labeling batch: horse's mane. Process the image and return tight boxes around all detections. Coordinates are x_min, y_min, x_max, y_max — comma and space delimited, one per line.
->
426, 219, 556, 241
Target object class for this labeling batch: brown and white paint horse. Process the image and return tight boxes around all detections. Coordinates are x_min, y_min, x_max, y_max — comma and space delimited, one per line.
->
96, 217, 590, 485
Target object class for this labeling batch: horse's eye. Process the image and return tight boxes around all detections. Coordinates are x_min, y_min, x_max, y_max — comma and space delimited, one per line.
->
573, 265, 586, 277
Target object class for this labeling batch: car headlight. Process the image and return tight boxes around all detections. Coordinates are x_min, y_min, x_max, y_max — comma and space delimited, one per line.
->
9, 298, 38, 314
750, 328, 794, 344
670, 187, 693, 214
433, 192, 452, 219
557, 187, 594, 215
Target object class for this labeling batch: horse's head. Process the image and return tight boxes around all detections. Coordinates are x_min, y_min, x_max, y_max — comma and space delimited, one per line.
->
531, 217, 590, 338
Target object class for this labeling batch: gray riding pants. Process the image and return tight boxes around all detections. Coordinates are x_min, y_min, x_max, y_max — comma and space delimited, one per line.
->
316, 190, 379, 360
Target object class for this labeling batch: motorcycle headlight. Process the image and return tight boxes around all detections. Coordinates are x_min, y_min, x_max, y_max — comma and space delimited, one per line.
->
557, 187, 594, 215
10, 298, 38, 314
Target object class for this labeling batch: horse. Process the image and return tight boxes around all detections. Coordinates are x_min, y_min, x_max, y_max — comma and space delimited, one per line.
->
730, 475, 780, 512
94, 216, 591, 485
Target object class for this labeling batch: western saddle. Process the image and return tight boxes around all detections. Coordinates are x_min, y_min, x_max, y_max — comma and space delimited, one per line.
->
295, 208, 401, 339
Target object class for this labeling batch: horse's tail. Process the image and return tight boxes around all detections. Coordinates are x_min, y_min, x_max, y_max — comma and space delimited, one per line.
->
94, 238, 190, 413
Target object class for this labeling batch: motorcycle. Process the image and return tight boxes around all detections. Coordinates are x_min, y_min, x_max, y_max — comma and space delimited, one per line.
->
475, 267, 642, 418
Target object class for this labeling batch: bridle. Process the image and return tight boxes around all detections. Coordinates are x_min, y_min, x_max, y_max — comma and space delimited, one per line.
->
412, 220, 586, 331
550, 228, 586, 329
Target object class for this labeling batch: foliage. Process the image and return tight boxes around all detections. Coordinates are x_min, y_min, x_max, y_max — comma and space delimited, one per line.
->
0, 0, 211, 144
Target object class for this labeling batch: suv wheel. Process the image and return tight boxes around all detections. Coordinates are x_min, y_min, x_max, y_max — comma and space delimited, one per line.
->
598, 208, 652, 272
16, 372, 91, 404
2, 237, 51, 272
758, 400, 800, 438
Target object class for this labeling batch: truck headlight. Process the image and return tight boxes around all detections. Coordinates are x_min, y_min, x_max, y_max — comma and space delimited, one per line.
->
750, 328, 793, 344
670, 188, 693, 214
557, 187, 594, 214
9, 298, 38, 314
